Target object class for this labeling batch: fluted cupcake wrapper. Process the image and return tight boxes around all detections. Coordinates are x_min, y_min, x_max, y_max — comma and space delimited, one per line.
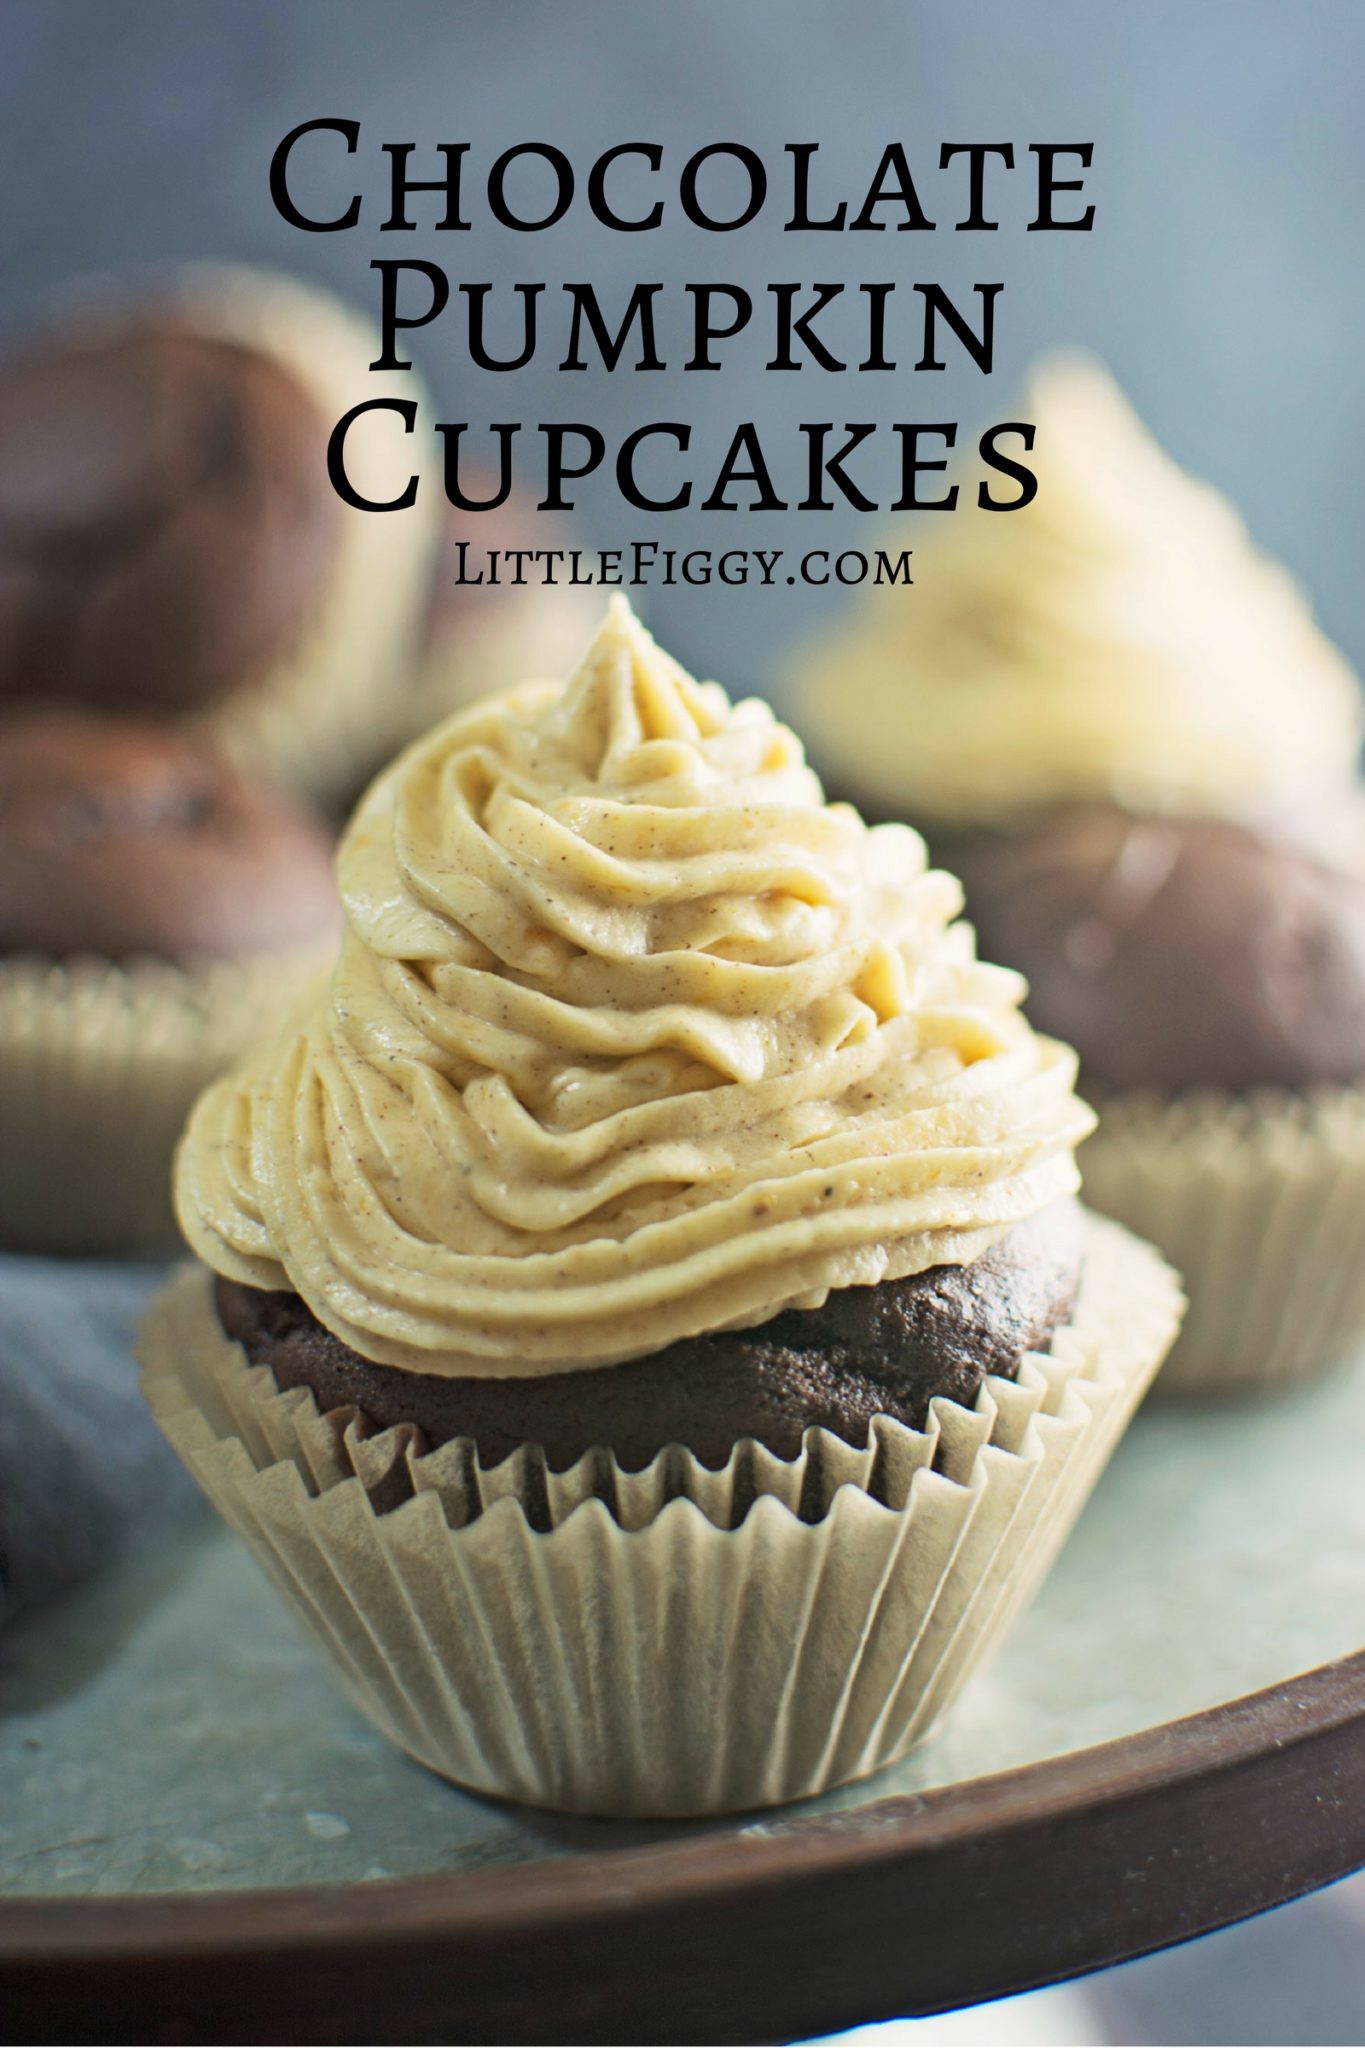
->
139, 1215, 1179, 1817
58, 264, 442, 807
0, 952, 328, 1256
1080, 1083, 1365, 1395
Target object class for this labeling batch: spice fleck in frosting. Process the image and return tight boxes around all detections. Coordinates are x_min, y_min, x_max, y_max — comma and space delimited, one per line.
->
175, 599, 1092, 1376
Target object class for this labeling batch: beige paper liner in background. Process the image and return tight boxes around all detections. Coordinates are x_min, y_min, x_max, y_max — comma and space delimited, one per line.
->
0, 952, 326, 1257
140, 1215, 1181, 1818
57, 266, 442, 808
1080, 1083, 1365, 1396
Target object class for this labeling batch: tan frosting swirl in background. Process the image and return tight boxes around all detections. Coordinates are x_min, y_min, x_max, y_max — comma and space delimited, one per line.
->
175, 598, 1092, 1377
789, 355, 1364, 827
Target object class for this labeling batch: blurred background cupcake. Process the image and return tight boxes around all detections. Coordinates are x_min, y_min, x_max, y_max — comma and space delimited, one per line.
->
788, 355, 1364, 839
787, 357, 1365, 1396
0, 707, 341, 1255
403, 481, 597, 734
0, 264, 439, 808
0, 262, 600, 1252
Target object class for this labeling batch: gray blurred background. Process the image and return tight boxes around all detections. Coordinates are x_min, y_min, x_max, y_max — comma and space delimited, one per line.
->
3, 0, 1363, 695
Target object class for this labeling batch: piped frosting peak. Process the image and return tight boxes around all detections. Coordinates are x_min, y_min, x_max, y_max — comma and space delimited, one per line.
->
176, 598, 1090, 1375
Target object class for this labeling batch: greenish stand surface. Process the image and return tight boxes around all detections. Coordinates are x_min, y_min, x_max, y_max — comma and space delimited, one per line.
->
3, 1344, 1364, 1901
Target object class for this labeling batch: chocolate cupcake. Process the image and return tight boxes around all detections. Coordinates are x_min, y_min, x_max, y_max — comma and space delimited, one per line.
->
0, 267, 439, 803
953, 812, 1365, 1097
213, 1195, 1087, 1478
0, 708, 341, 1253
953, 808, 1365, 1393
144, 600, 1180, 1817
787, 357, 1365, 1396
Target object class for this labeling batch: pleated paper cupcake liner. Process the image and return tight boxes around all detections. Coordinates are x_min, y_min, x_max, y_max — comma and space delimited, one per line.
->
57, 265, 442, 807
1080, 1082, 1365, 1395
139, 1214, 1181, 1817
0, 951, 328, 1256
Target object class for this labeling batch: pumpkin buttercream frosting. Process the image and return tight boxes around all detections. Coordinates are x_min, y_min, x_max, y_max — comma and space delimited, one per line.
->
789, 355, 1364, 828
174, 598, 1093, 1376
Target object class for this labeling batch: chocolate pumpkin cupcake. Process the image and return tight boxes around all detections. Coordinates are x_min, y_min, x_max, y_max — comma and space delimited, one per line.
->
788, 357, 1365, 1395
953, 807, 1365, 1394
0, 708, 340, 1253
211, 1195, 1087, 1478
143, 600, 1180, 1816
787, 355, 1363, 839
0, 266, 439, 804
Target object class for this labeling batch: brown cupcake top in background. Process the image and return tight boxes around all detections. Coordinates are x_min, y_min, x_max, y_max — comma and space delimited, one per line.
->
0, 324, 340, 716
954, 807, 1365, 1094
0, 707, 341, 963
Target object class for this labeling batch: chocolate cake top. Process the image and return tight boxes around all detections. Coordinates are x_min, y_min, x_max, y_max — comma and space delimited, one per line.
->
0, 707, 341, 963
0, 323, 339, 715
955, 807, 1365, 1093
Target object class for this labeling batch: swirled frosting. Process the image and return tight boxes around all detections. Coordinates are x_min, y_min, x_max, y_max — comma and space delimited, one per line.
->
175, 598, 1092, 1377
790, 355, 1363, 827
